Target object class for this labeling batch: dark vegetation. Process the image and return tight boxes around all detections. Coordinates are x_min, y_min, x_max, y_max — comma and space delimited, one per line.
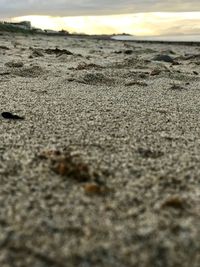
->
0, 22, 68, 36
0, 22, 33, 34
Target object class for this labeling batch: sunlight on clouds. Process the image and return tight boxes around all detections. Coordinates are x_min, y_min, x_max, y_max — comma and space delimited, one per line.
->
12, 12, 200, 36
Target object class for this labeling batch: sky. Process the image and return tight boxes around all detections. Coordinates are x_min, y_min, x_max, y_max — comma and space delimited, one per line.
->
0, 0, 200, 36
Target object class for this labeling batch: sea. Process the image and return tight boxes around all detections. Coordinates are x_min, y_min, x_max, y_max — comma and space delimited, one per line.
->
112, 35, 200, 43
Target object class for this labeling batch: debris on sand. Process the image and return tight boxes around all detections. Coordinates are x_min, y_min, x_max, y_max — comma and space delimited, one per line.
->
77, 72, 114, 85
83, 183, 109, 195
39, 150, 62, 159
71, 62, 103, 70
193, 71, 198, 75
150, 69, 161, 76
29, 49, 44, 58
182, 54, 200, 60
114, 50, 123, 54
39, 149, 109, 195
170, 83, 186, 90
124, 50, 134, 55
12, 41, 21, 48
1, 112, 24, 120
13, 65, 44, 78
138, 148, 164, 159
125, 80, 148, 87
5, 61, 24, 68
161, 196, 185, 210
171, 61, 180, 66
52, 159, 90, 182
0, 46, 9, 50
44, 48, 73, 56
0, 71, 10, 76
39, 149, 100, 183
114, 49, 134, 55
153, 54, 174, 63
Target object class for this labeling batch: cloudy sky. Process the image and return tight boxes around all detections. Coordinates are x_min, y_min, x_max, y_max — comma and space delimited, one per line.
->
1, 0, 200, 36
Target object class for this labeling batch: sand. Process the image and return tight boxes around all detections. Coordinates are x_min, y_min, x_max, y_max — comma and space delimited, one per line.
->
0, 32, 200, 267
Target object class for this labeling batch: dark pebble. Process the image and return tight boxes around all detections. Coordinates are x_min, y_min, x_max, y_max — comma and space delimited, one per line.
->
153, 54, 174, 63
1, 112, 24, 120
124, 50, 134, 55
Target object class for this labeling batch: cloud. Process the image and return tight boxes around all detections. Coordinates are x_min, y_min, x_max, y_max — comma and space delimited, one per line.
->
152, 19, 200, 36
0, 0, 200, 18
12, 13, 200, 36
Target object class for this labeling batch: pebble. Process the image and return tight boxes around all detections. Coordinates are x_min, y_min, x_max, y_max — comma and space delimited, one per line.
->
153, 54, 174, 63
5, 61, 24, 68
161, 196, 185, 210
1, 112, 24, 120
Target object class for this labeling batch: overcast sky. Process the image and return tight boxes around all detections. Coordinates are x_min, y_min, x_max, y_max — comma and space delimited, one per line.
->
1, 1, 200, 36
0, 0, 200, 17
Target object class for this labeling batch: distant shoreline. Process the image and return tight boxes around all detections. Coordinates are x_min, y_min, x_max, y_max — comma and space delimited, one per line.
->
68, 34, 200, 46
111, 35, 200, 45
111, 38, 200, 46
1, 28, 200, 46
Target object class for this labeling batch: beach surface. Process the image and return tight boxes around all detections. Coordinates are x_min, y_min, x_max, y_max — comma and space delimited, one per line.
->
0, 33, 200, 267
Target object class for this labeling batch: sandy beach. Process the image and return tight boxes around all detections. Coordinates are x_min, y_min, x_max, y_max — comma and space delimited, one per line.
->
0, 32, 200, 267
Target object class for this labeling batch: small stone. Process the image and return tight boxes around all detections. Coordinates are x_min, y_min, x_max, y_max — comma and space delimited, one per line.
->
0, 46, 9, 50
124, 50, 134, 55
74, 63, 102, 70
5, 61, 24, 68
1, 112, 24, 120
153, 54, 174, 63
31, 49, 44, 58
138, 148, 164, 159
67, 78, 75, 82
138, 73, 147, 78
125, 81, 148, 87
170, 84, 186, 90
161, 196, 185, 209
171, 61, 180, 65
114, 50, 122, 54
84, 183, 108, 195
150, 69, 161, 76
45, 48, 73, 56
